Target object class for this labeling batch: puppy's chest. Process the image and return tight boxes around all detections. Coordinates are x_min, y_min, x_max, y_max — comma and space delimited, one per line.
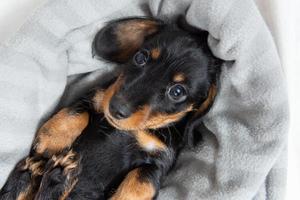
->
132, 130, 168, 153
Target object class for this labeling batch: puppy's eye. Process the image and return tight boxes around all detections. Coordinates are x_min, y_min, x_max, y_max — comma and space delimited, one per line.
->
133, 49, 149, 66
167, 84, 188, 103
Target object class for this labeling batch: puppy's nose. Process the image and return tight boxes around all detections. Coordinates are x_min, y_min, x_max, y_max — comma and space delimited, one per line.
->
109, 97, 132, 119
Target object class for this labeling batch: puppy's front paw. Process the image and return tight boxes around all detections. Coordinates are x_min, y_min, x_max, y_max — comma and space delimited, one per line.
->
0, 156, 46, 200
35, 150, 81, 200
33, 108, 89, 157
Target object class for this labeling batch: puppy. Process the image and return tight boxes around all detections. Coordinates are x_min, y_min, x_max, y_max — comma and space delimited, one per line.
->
0, 17, 222, 200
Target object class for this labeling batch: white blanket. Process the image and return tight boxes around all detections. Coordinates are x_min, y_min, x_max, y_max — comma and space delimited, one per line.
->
0, 0, 289, 199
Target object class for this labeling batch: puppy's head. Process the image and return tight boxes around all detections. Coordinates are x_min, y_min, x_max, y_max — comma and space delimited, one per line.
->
93, 17, 221, 131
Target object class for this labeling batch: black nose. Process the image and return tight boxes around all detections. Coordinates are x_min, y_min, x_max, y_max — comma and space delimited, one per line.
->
109, 96, 132, 120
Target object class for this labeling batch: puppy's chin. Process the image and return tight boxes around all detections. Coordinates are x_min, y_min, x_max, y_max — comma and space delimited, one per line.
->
103, 108, 191, 131
103, 111, 135, 131
103, 106, 150, 131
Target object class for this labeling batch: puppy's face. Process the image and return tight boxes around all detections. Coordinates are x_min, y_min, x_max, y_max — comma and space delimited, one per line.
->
93, 17, 220, 131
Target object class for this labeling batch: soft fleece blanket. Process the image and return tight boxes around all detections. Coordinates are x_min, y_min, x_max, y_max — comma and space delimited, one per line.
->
0, 0, 289, 199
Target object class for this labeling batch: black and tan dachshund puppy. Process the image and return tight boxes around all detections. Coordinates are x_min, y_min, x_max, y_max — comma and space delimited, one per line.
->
0, 17, 222, 200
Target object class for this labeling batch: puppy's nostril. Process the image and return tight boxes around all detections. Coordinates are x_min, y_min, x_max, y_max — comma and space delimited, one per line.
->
109, 103, 131, 120
115, 109, 130, 119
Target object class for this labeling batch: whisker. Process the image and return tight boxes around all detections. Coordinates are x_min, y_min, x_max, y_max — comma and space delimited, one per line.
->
172, 124, 182, 139
167, 126, 172, 146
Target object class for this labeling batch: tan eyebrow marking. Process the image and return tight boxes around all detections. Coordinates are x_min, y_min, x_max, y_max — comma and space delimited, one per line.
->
150, 48, 161, 60
173, 73, 186, 82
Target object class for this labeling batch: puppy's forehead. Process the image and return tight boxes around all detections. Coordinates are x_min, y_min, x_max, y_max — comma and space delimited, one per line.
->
145, 30, 207, 63
147, 30, 197, 51
145, 34, 208, 80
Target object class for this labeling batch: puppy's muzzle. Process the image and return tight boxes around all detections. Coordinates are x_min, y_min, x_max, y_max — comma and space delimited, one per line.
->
109, 95, 133, 119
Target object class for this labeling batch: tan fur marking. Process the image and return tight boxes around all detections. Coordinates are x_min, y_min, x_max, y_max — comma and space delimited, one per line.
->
135, 130, 166, 151
16, 192, 27, 200
197, 84, 217, 115
59, 179, 78, 200
45, 150, 80, 200
16, 158, 44, 200
23, 157, 45, 176
173, 73, 185, 82
110, 168, 155, 200
106, 106, 151, 131
101, 76, 124, 126
93, 90, 104, 112
144, 105, 193, 129
35, 108, 89, 155
115, 20, 159, 62
150, 48, 160, 60
101, 76, 123, 112
16, 187, 33, 200
51, 150, 79, 175
34, 151, 79, 200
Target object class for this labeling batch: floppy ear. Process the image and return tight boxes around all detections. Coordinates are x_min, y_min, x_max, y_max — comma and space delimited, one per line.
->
184, 83, 218, 147
92, 17, 164, 63
177, 15, 223, 73
195, 84, 218, 119
177, 15, 209, 46
177, 15, 223, 146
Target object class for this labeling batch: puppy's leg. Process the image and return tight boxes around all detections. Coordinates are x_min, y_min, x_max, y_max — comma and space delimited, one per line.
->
0, 157, 45, 200
110, 165, 163, 200
34, 150, 81, 200
33, 90, 103, 157
0, 102, 90, 199
33, 107, 89, 157
0, 90, 103, 199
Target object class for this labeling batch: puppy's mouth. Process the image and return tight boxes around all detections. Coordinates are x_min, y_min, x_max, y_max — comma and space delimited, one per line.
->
105, 114, 137, 130
103, 105, 151, 131
103, 103, 191, 131
105, 114, 121, 129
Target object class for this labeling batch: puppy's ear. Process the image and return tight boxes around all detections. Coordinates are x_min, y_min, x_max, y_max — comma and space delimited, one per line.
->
195, 84, 217, 117
177, 15, 208, 45
93, 17, 164, 63
184, 84, 218, 147
177, 15, 223, 69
